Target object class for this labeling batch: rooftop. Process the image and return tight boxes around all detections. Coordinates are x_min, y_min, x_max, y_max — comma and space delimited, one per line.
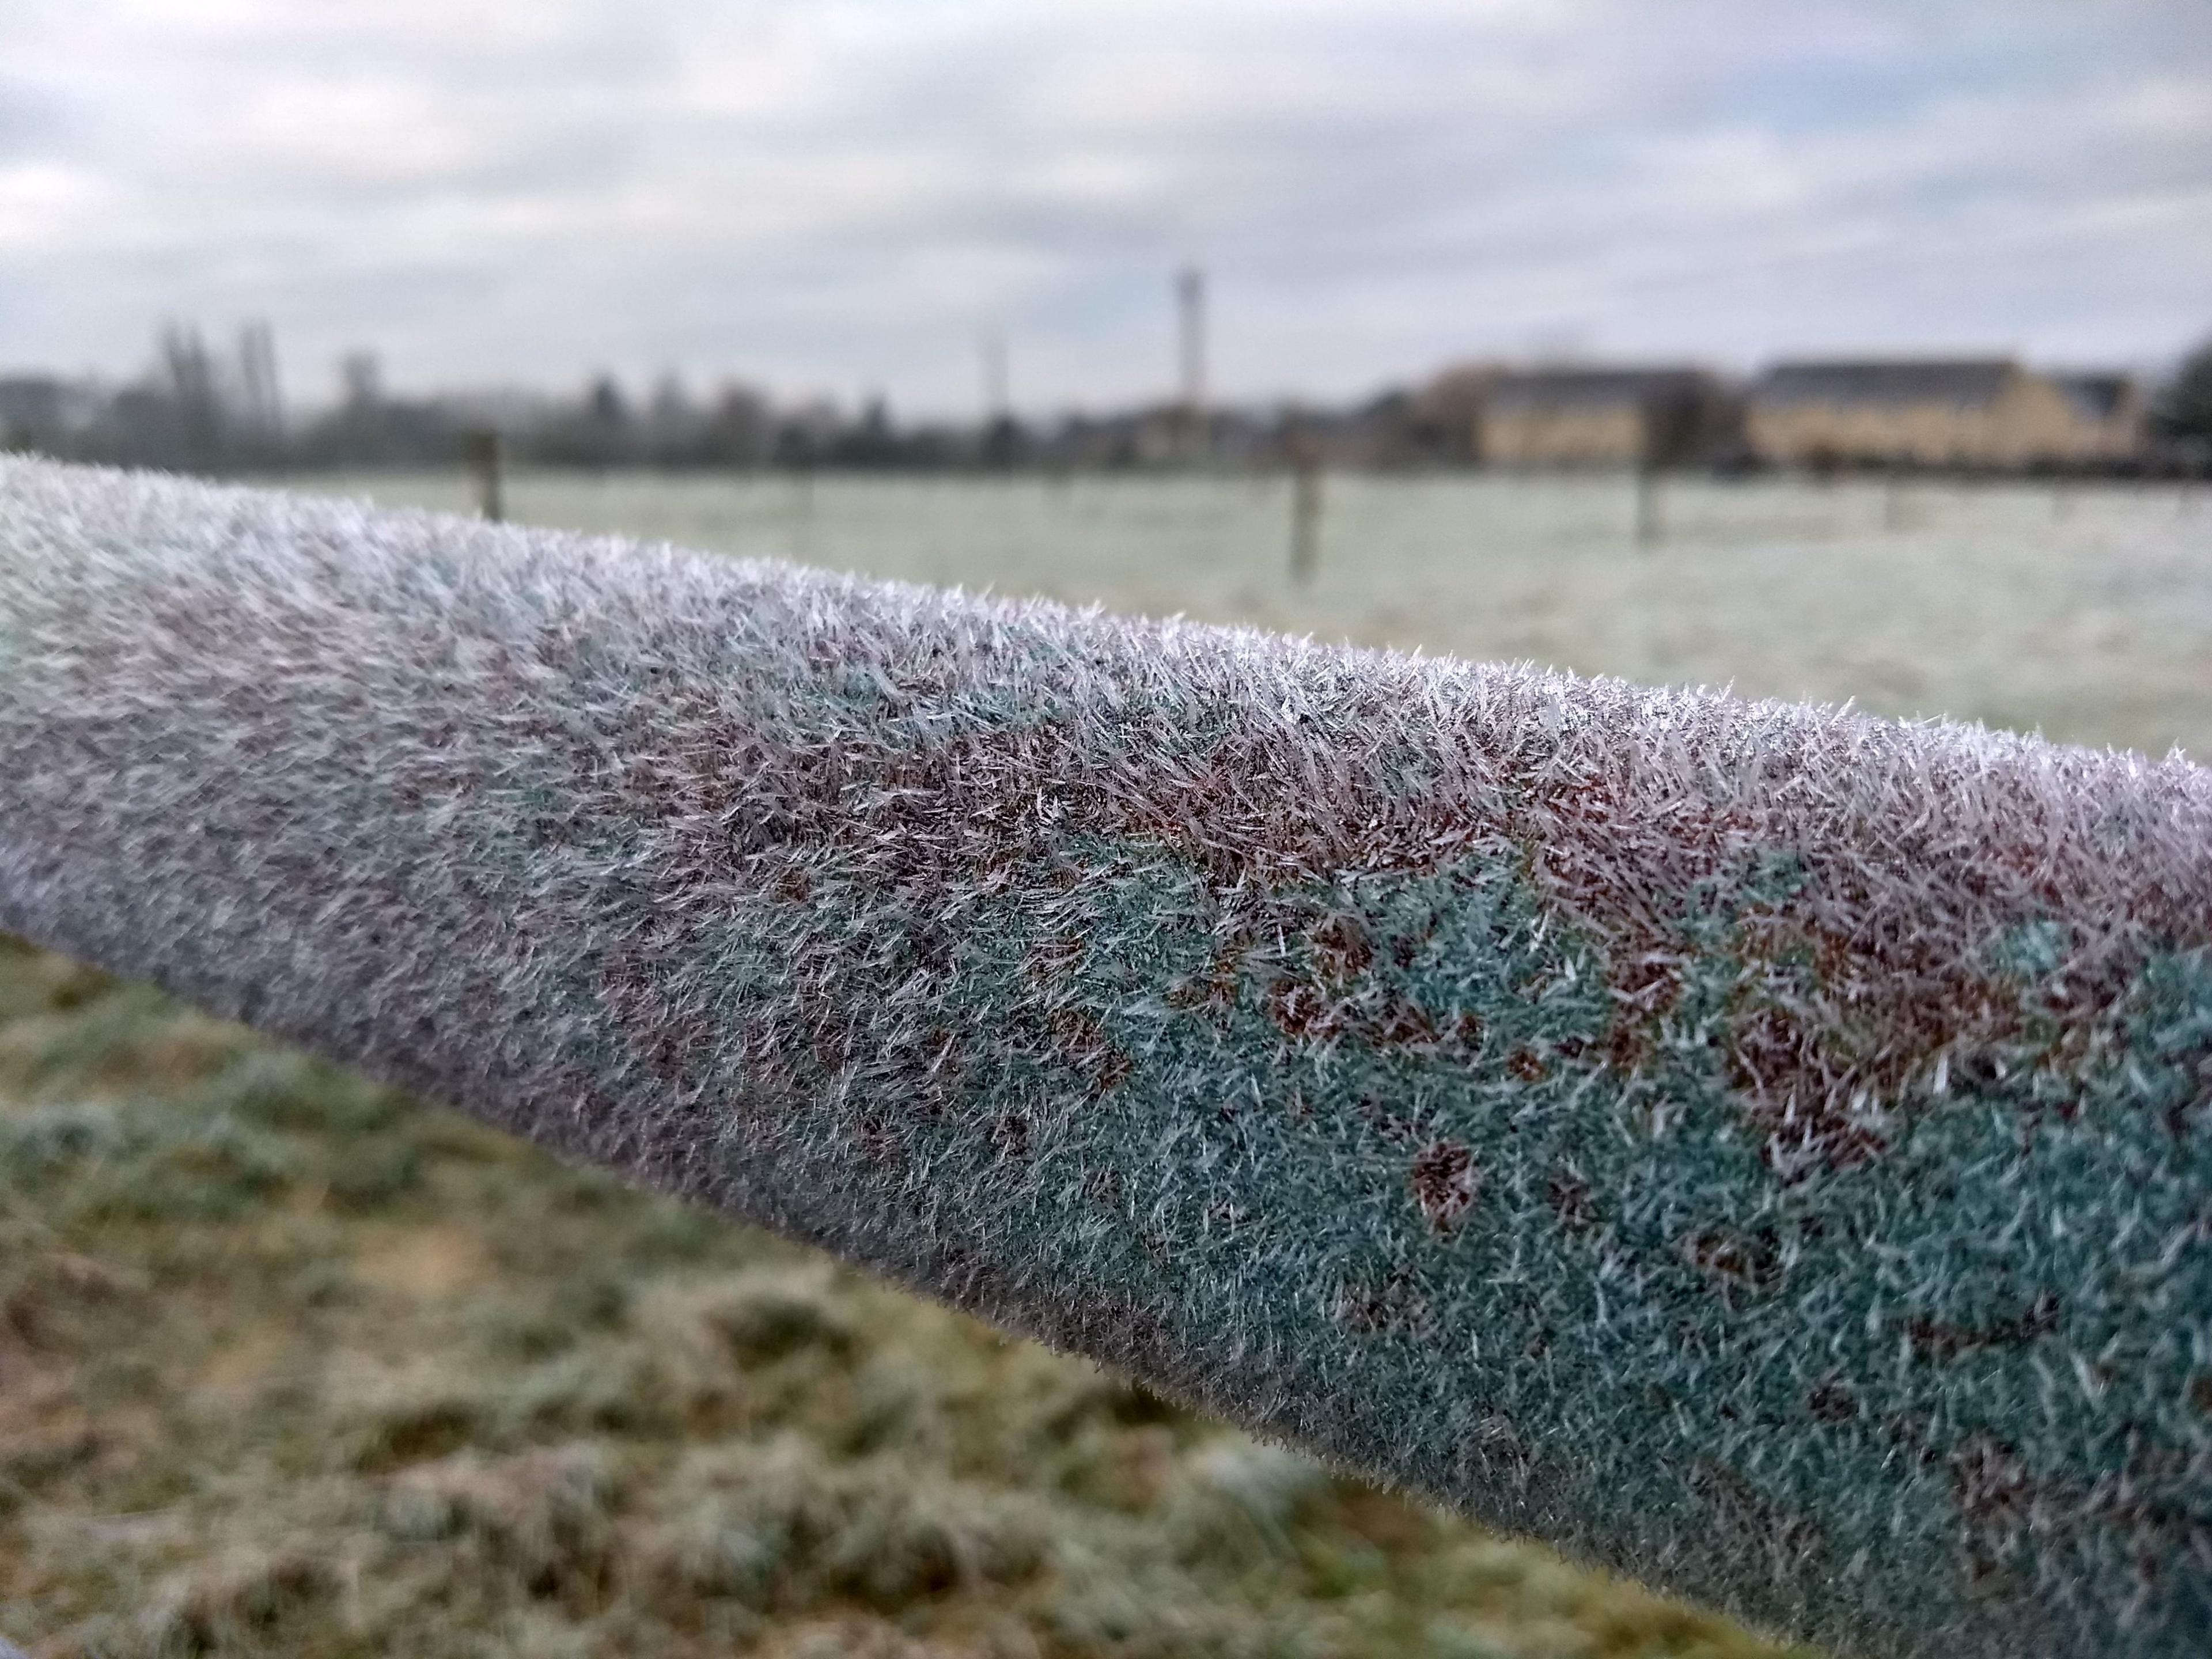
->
1485, 366, 1710, 412
1751, 359, 2018, 409
2050, 372, 2136, 421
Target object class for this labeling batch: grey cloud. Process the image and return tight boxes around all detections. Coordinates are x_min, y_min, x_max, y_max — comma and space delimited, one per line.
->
1, 0, 2205, 410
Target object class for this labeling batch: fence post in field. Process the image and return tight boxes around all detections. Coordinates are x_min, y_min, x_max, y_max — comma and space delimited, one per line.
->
1634, 463, 1661, 550
463, 428, 503, 524
1288, 433, 1322, 585
793, 459, 816, 557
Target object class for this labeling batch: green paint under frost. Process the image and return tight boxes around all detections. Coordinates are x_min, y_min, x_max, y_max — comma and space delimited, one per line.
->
1, 457, 2208, 1659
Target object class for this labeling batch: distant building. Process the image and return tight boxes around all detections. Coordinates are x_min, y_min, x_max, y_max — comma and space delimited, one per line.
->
0, 376, 67, 448
1411, 364, 1499, 464
1744, 358, 2138, 469
1475, 366, 1729, 468
2048, 373, 2145, 464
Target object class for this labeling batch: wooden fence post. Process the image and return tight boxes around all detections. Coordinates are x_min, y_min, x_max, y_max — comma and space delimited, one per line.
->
1289, 435, 1322, 586
463, 429, 503, 524
1634, 464, 1661, 550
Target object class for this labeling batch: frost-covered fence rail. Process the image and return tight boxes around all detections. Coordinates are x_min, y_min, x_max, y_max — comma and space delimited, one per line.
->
3, 457, 2211, 1658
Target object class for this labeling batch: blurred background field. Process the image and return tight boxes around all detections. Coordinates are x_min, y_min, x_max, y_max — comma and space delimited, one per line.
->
5, 469, 2204, 1655
296, 469, 2212, 760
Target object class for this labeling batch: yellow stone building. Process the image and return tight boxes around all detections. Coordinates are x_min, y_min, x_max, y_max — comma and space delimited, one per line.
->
2049, 373, 2147, 464
1475, 368, 1724, 468
1745, 359, 2141, 468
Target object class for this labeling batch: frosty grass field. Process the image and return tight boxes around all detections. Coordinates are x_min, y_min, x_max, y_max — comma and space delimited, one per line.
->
316, 468, 2212, 760
2, 469, 2204, 1658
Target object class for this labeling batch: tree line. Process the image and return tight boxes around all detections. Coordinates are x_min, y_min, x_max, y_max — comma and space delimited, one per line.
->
5, 324, 2210, 478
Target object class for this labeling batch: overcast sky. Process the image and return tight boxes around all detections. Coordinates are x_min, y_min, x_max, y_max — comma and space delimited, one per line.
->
3, 0, 2208, 415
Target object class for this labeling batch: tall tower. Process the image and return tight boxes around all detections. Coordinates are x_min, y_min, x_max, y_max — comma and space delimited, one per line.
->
237, 321, 283, 437
981, 332, 1009, 425
1175, 265, 1206, 464
979, 331, 1017, 469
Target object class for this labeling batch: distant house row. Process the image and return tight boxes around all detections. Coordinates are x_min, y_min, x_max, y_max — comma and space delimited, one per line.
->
1421, 358, 2146, 471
